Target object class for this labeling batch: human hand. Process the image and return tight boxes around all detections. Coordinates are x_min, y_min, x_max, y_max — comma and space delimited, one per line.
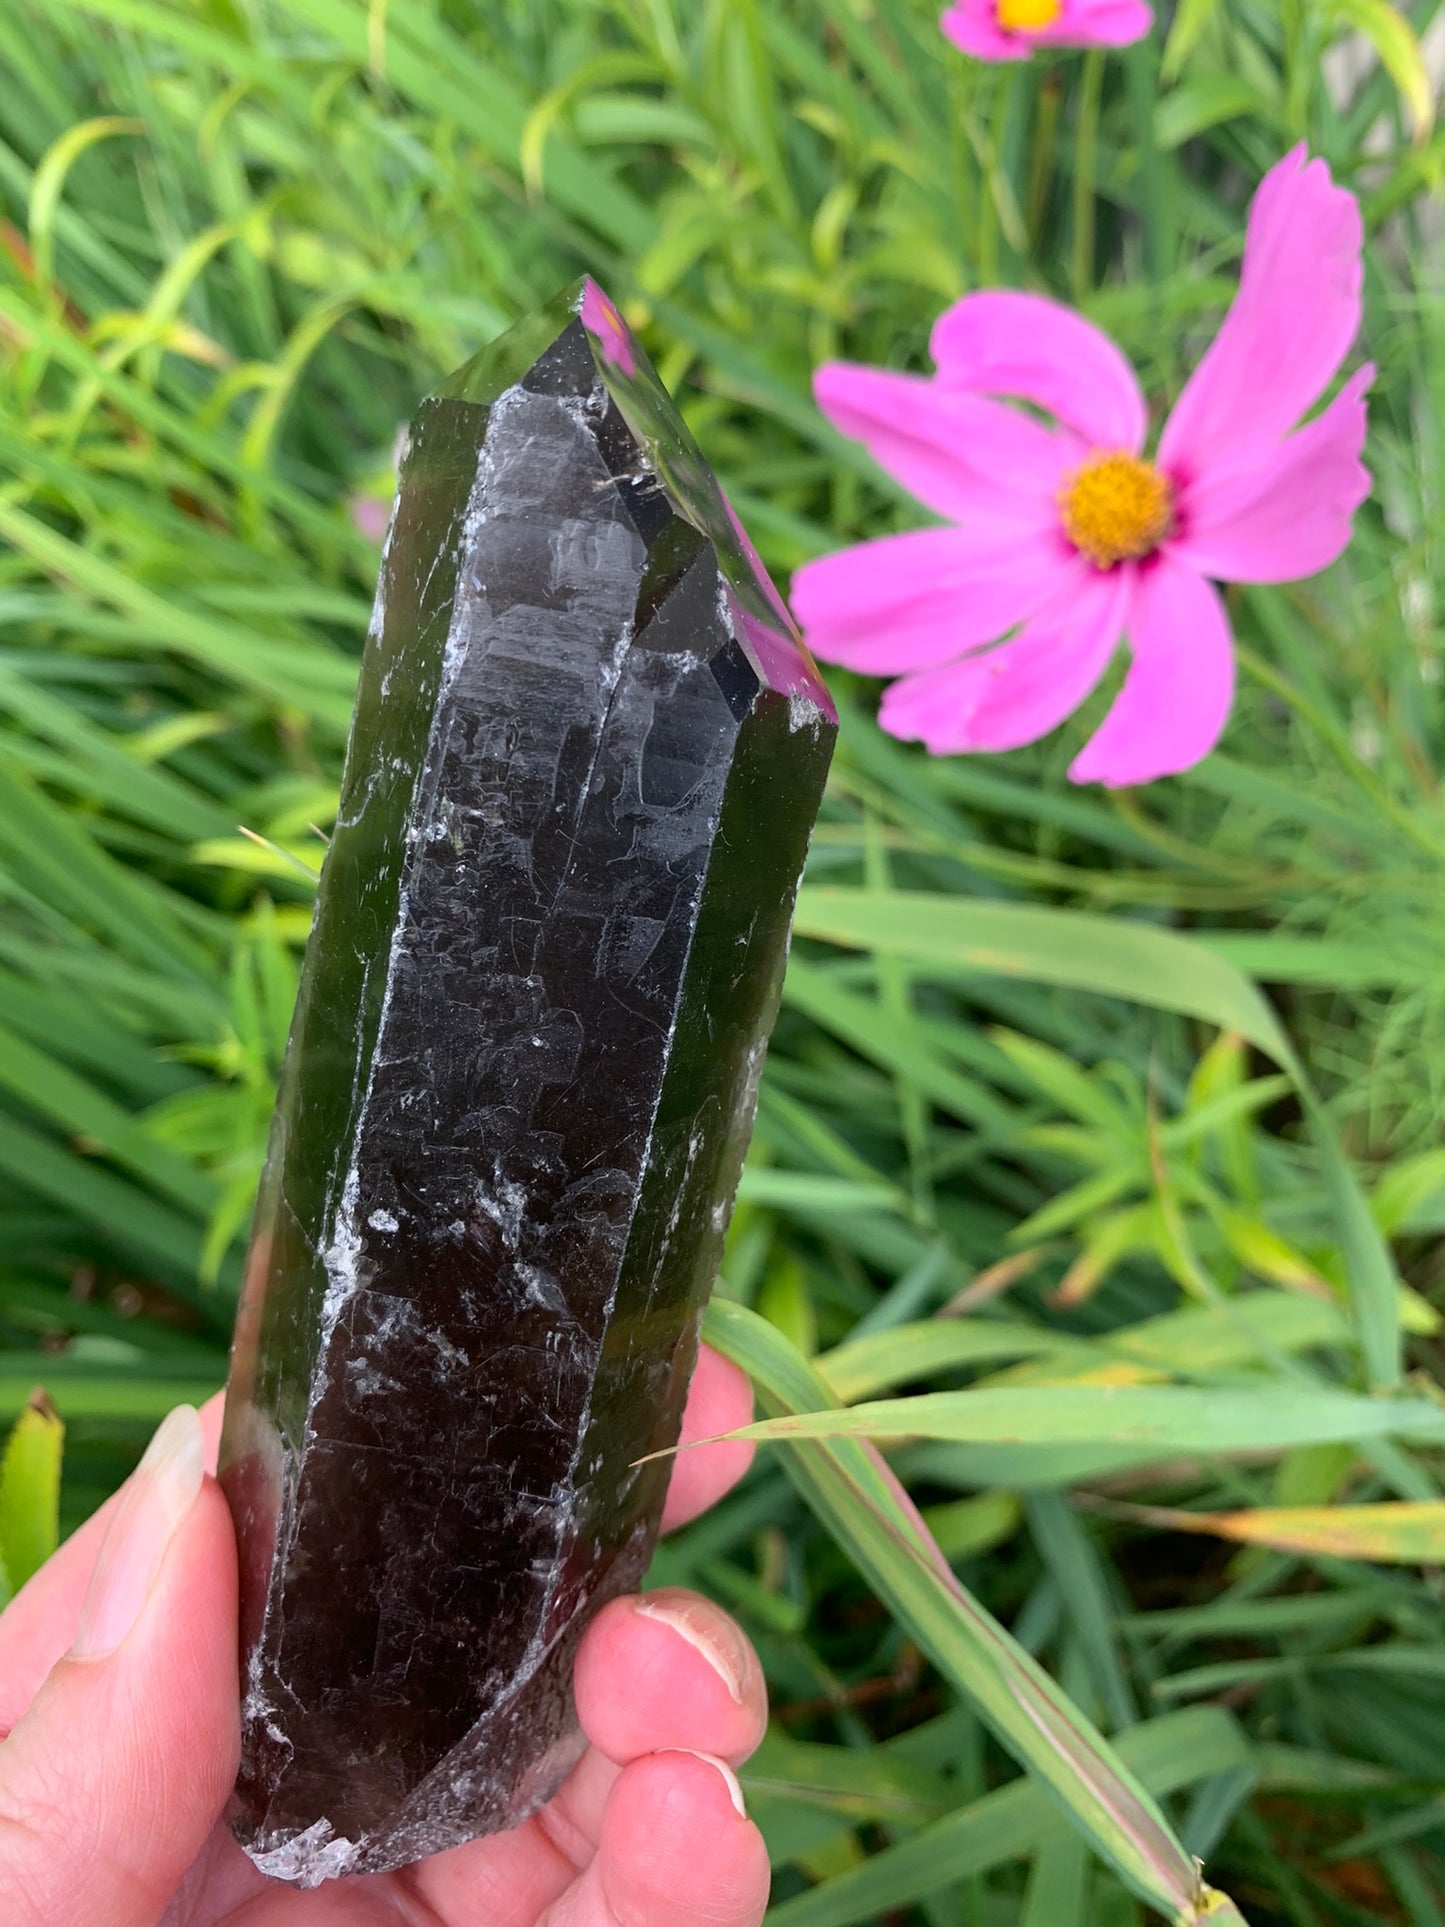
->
0, 1349, 770, 1926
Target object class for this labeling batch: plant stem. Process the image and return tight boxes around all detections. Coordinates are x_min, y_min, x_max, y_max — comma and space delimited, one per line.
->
1027, 65, 1062, 249
1071, 50, 1103, 302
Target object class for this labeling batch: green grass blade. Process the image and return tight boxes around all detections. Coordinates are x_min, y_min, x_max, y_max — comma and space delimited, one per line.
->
720, 1384, 1445, 1455
791, 889, 1403, 1388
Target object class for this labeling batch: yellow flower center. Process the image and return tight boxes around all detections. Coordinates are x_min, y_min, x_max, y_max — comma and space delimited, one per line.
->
1060, 451, 1173, 569
998, 0, 1063, 31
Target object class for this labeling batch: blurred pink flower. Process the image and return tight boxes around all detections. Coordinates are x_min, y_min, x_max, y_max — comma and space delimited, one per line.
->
349, 494, 390, 544
580, 276, 637, 377
348, 427, 410, 546
793, 148, 1371, 786
941, 0, 1152, 61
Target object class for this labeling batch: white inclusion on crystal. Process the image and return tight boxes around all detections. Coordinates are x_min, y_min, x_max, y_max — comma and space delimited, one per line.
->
727, 1039, 769, 1185
517, 1262, 568, 1314
787, 688, 828, 733
246, 1819, 361, 1888
742, 1037, 767, 1104
243, 1632, 277, 1732
714, 574, 735, 636
659, 1129, 706, 1248
365, 499, 400, 647
367, 1208, 398, 1233
368, 1295, 412, 1343
366, 578, 388, 649
346, 1357, 404, 1399
476, 1172, 527, 1246
424, 1328, 470, 1371
316, 1169, 364, 1357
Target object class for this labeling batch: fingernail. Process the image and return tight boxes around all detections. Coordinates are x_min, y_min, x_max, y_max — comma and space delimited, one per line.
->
71, 1406, 205, 1659
636, 1592, 749, 1704
671, 1750, 747, 1818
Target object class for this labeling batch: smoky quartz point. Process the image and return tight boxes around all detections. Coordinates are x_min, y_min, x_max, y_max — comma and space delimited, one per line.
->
218, 279, 835, 1884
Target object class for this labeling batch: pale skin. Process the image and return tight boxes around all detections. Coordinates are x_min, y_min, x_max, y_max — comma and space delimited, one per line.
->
0, 1347, 772, 1927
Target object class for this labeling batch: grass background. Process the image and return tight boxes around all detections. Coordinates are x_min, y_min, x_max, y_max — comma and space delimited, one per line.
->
1, 0, 1444, 1919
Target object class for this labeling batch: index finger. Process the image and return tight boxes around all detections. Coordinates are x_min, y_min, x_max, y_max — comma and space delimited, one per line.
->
0, 1342, 751, 1727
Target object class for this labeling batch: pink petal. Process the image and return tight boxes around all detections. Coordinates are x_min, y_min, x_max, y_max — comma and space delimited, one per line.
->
939, 3, 1031, 60
929, 292, 1147, 451
1169, 366, 1372, 584
878, 562, 1129, 754
1069, 554, 1234, 786
1037, 0, 1153, 45
721, 491, 795, 627
579, 276, 637, 377
793, 525, 1076, 674
1159, 148, 1362, 485
940, 0, 1150, 57
814, 362, 1067, 525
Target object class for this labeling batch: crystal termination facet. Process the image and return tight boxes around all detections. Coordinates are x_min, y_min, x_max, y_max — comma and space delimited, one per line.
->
218, 281, 836, 1883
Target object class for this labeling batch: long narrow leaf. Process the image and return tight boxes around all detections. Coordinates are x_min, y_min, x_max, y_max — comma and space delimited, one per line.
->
765, 1705, 1250, 1927
716, 1384, 1445, 1455
704, 1299, 1244, 1922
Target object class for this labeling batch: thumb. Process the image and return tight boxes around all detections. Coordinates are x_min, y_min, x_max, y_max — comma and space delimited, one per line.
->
0, 1405, 240, 1927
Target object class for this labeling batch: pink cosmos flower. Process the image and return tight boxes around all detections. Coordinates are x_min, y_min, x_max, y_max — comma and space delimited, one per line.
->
792, 148, 1371, 786
941, 0, 1152, 62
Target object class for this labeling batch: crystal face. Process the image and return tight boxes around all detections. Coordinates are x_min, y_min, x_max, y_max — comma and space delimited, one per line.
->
218, 280, 836, 1885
